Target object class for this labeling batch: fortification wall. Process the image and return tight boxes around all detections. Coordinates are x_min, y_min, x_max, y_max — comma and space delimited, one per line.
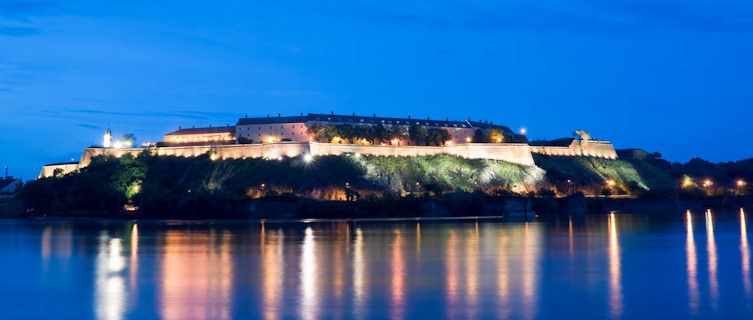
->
530, 140, 617, 159
80, 142, 311, 166
77, 142, 537, 169
39, 163, 80, 178
310, 142, 535, 165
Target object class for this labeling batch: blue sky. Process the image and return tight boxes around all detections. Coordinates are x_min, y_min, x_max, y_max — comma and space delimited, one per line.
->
1, 0, 752, 180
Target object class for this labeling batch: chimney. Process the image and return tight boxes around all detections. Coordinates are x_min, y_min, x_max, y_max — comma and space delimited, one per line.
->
267, 114, 270, 118
278, 113, 280, 117
446, 117, 449, 121
373, 113, 376, 118
353, 112, 355, 116
245, 114, 248, 118
408, 115, 411, 120
4, 166, 7, 179
300, 112, 303, 116
209, 124, 212, 128
427, 116, 430, 120
192, 125, 195, 128
331, 111, 334, 115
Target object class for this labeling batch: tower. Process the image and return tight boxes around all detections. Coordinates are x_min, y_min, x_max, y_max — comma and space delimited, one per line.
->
104, 128, 112, 148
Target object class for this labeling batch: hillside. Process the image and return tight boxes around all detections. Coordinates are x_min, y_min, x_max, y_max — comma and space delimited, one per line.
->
13, 150, 752, 217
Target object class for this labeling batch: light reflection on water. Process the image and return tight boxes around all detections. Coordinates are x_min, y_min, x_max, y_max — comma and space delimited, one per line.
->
1, 212, 753, 319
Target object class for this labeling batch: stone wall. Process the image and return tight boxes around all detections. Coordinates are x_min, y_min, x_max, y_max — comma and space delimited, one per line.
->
310, 142, 535, 165
38, 163, 80, 178
67, 140, 613, 175
530, 140, 617, 159
76, 141, 537, 169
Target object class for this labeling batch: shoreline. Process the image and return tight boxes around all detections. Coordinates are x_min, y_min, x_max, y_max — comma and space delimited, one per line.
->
13, 194, 753, 221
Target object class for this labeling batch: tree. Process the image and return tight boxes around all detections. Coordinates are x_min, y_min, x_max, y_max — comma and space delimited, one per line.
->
427, 128, 451, 146
473, 129, 485, 143
409, 125, 428, 145
486, 128, 504, 143
121, 134, 136, 147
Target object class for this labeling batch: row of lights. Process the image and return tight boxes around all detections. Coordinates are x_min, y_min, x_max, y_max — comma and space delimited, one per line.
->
683, 177, 746, 188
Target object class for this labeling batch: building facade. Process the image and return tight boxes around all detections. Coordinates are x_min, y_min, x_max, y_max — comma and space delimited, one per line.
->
234, 113, 513, 145
163, 126, 236, 146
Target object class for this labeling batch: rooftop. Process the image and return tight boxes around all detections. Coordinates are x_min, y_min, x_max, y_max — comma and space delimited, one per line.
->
237, 113, 510, 130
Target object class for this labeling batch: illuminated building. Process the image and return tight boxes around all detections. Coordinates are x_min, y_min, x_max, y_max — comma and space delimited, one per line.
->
104, 128, 112, 148
235, 113, 516, 145
163, 126, 236, 146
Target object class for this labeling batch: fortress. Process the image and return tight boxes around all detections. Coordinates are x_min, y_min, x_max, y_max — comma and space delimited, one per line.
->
39, 113, 617, 178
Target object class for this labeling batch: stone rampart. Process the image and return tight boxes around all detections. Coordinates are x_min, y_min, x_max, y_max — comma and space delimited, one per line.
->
68, 140, 614, 175
77, 142, 537, 169
38, 163, 80, 178
310, 143, 535, 165
530, 140, 617, 159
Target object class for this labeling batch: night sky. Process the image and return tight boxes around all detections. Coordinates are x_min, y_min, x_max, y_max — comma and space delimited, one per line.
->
1, 1, 752, 180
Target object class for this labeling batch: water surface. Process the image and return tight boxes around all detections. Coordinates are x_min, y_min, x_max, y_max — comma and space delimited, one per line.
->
1, 210, 751, 319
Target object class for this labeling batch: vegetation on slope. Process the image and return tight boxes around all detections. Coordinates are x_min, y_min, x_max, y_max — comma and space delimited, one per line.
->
16, 151, 543, 216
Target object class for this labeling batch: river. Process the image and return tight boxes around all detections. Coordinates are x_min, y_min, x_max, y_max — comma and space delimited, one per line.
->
0, 210, 751, 319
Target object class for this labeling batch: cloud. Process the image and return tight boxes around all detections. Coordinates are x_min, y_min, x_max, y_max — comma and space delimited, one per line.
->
0, 2, 57, 17
584, 0, 753, 33
47, 108, 242, 121
0, 26, 43, 36
340, 1, 753, 35
75, 123, 101, 130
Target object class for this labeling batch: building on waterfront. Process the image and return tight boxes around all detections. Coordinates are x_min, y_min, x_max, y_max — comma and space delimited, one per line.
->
38, 113, 618, 177
163, 125, 236, 146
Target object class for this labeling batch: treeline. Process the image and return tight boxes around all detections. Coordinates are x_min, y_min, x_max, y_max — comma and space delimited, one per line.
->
306, 123, 526, 145
307, 123, 453, 145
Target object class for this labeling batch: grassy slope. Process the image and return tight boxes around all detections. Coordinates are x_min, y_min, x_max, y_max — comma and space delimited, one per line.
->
532, 154, 675, 191
350, 155, 544, 193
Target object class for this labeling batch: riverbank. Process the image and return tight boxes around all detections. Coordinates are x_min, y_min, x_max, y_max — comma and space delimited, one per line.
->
11, 151, 753, 219
13, 194, 753, 220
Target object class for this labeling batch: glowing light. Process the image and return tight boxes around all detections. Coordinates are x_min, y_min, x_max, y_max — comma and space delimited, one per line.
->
354, 153, 361, 158
683, 177, 693, 187
465, 137, 472, 143
703, 179, 713, 187
332, 136, 342, 143
520, 128, 527, 135
738, 179, 746, 187
686, 210, 699, 314
391, 138, 399, 146
607, 179, 616, 186
267, 137, 277, 143
210, 154, 217, 161
132, 185, 141, 193
706, 209, 719, 310
608, 212, 623, 317
104, 129, 112, 148
496, 137, 502, 143
303, 154, 313, 163
113, 141, 123, 149
445, 140, 453, 146
300, 227, 317, 320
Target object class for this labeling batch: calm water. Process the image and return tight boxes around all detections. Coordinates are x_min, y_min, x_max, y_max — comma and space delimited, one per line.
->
0, 211, 751, 319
